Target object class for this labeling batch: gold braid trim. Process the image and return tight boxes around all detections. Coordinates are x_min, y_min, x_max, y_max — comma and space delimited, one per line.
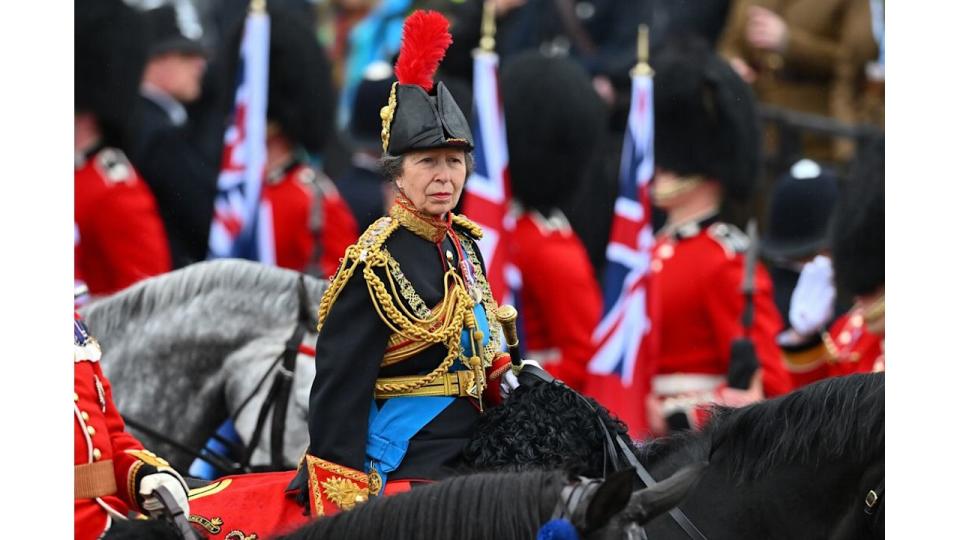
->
460, 236, 502, 364
316, 215, 476, 395
452, 214, 484, 239
380, 82, 399, 153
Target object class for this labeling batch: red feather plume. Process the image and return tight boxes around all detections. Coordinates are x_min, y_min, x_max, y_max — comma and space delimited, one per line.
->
394, 10, 452, 92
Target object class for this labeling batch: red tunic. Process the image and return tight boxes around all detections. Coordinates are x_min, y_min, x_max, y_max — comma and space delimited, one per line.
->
648, 219, 793, 424
261, 162, 359, 277
75, 147, 172, 296
512, 210, 602, 392
75, 320, 147, 540
785, 306, 885, 388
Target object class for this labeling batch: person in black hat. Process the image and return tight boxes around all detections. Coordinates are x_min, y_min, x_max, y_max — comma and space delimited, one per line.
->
645, 38, 792, 434
761, 158, 849, 363
787, 138, 885, 387
498, 51, 604, 393
131, 2, 219, 269
75, 0, 172, 297
285, 9, 515, 517
223, 6, 358, 277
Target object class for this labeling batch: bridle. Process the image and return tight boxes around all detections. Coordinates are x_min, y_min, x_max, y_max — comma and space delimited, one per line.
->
122, 275, 315, 476
518, 368, 709, 540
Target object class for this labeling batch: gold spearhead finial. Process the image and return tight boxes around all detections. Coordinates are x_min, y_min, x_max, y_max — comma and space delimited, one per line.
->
631, 24, 654, 77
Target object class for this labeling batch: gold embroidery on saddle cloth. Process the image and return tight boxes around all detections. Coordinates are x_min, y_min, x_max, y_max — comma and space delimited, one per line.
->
321, 477, 368, 511
224, 530, 259, 540
187, 478, 233, 501
188, 515, 224, 534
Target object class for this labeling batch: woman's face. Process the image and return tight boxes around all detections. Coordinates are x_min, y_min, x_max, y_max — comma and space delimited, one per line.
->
396, 148, 467, 217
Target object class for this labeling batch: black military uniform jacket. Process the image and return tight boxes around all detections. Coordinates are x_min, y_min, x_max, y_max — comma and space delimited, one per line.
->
289, 196, 507, 516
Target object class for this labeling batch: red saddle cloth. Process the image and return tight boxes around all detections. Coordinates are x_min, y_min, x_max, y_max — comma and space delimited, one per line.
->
187, 470, 416, 538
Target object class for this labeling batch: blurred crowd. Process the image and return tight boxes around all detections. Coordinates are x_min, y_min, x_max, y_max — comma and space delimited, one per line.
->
76, 0, 885, 427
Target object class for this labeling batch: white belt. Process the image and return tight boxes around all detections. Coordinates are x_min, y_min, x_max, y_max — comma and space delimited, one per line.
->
653, 374, 724, 396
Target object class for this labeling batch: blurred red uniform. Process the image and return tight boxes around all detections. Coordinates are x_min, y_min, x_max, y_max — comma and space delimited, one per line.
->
512, 210, 602, 392
75, 146, 171, 295
261, 161, 358, 277
74, 314, 179, 540
649, 218, 793, 428
785, 305, 884, 388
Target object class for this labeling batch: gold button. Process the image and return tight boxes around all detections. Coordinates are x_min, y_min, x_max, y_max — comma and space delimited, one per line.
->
651, 259, 663, 272
93, 448, 102, 460
850, 314, 864, 328
838, 331, 852, 345
657, 244, 675, 259
86, 425, 96, 436
81, 411, 89, 421
74, 392, 80, 402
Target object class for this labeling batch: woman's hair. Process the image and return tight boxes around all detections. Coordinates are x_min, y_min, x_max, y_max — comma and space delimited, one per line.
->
379, 150, 475, 182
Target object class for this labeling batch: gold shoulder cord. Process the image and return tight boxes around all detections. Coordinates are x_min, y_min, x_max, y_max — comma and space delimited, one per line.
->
316, 216, 475, 394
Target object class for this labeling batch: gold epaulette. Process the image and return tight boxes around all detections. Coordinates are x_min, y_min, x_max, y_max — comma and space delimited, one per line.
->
316, 216, 399, 329
452, 214, 483, 239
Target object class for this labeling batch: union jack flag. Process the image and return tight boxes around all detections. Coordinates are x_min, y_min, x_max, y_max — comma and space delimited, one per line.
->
207, 9, 273, 264
461, 50, 519, 308
583, 70, 656, 438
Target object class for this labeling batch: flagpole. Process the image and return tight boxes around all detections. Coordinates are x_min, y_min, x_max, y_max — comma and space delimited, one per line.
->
479, 0, 496, 52
631, 24, 654, 78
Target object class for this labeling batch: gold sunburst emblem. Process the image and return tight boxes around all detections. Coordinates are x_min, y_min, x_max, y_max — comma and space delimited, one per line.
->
321, 477, 368, 510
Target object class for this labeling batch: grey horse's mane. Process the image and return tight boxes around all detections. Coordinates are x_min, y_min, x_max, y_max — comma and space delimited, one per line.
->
82, 259, 325, 334
80, 259, 328, 471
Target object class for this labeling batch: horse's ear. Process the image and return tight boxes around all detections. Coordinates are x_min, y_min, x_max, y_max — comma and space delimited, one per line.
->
625, 462, 706, 525
584, 468, 635, 532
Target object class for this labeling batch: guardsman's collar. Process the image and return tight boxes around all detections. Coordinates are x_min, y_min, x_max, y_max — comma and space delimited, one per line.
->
389, 194, 452, 243
663, 211, 720, 241
266, 156, 303, 185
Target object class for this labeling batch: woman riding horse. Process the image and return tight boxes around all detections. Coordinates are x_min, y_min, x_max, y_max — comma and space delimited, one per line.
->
185, 10, 518, 537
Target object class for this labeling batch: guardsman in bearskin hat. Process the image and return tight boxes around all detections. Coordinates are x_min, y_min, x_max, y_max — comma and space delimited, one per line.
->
74, 312, 190, 539
236, 7, 359, 277
786, 139, 885, 386
75, 0, 171, 297
184, 12, 515, 536
645, 38, 792, 433
499, 51, 605, 392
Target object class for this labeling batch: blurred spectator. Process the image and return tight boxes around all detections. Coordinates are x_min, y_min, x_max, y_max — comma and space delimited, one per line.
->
717, 0, 879, 161
645, 39, 792, 434
131, 3, 219, 269
648, 0, 732, 51
787, 138, 884, 386
336, 62, 396, 231
760, 158, 843, 331
500, 51, 605, 392
221, 7, 359, 277
75, 0, 171, 297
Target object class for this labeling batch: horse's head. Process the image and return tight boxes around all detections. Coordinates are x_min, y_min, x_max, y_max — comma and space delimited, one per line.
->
549, 463, 705, 540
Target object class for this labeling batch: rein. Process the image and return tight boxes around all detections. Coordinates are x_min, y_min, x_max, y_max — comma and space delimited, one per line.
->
518, 368, 708, 540
122, 275, 315, 476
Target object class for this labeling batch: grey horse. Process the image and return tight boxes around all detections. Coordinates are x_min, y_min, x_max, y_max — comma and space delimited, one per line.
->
80, 259, 326, 473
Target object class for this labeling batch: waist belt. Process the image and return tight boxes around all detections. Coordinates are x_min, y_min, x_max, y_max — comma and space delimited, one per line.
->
375, 370, 479, 399
75, 459, 117, 499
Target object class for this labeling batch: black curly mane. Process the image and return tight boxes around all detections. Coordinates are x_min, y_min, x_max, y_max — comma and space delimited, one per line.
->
641, 373, 885, 483
277, 470, 564, 540
463, 381, 638, 477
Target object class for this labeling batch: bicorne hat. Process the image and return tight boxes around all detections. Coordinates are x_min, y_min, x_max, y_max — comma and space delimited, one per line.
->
379, 11, 473, 156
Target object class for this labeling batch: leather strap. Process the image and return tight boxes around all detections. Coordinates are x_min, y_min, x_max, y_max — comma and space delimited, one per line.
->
75, 460, 117, 499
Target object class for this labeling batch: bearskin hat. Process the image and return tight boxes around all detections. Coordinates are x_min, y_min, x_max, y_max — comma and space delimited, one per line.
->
501, 51, 605, 212
381, 11, 474, 155
831, 138, 884, 296
222, 7, 335, 155
761, 159, 840, 262
75, 0, 148, 150
348, 62, 396, 152
652, 37, 761, 201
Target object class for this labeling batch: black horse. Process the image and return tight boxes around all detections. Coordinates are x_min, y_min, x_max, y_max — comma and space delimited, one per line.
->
466, 373, 885, 539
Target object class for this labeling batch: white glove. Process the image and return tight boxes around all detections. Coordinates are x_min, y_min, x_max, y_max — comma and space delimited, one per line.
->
139, 472, 190, 518
499, 359, 543, 400
788, 255, 836, 337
